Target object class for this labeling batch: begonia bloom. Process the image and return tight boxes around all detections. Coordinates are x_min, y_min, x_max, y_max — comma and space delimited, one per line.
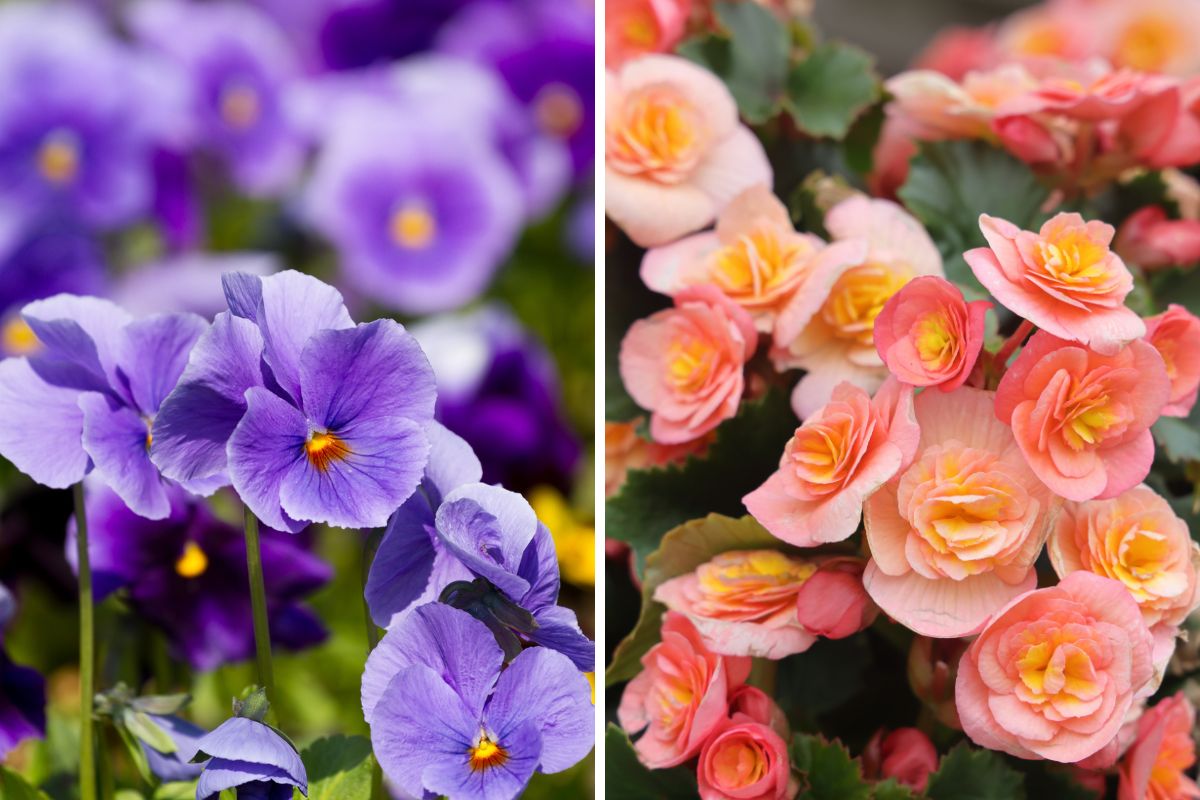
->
1143, 304, 1200, 417
1118, 693, 1200, 800
606, 0, 690, 67
697, 716, 794, 800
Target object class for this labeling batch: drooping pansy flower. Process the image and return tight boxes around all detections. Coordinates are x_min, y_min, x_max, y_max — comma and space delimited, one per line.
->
67, 483, 329, 671
188, 714, 307, 800
0, 295, 208, 519
363, 603, 594, 800
150, 270, 437, 532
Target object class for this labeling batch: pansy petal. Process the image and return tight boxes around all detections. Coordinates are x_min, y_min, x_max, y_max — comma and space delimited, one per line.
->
364, 498, 437, 628
0, 357, 89, 488
195, 759, 302, 800
116, 312, 207, 415
526, 605, 596, 672
518, 523, 560, 611
424, 421, 483, 502
435, 485, 538, 600
422, 719, 542, 800
222, 272, 263, 321
194, 718, 305, 789
79, 392, 170, 520
227, 387, 307, 533
21, 294, 131, 395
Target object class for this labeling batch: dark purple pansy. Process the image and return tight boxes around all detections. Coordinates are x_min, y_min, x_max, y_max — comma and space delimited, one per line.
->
0, 295, 208, 518
413, 306, 580, 494
66, 484, 330, 671
0, 583, 46, 759
150, 270, 436, 532
316, 0, 476, 70
130, 0, 305, 197
187, 716, 307, 800
363, 603, 593, 800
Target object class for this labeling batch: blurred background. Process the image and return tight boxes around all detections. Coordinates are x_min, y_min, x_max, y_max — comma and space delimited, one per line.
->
0, 0, 595, 797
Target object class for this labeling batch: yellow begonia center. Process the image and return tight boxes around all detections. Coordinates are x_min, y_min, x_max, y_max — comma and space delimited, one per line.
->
1014, 22, 1066, 57
1061, 377, 1123, 451
220, 84, 261, 130
1035, 230, 1110, 287
305, 431, 351, 472
913, 312, 957, 371
711, 229, 811, 303
821, 263, 912, 346
622, 10, 659, 47
390, 204, 436, 250
666, 336, 716, 393
534, 83, 583, 139
175, 541, 209, 579
1117, 15, 1182, 72
1014, 633, 1102, 717
712, 740, 768, 788
37, 130, 80, 185
697, 551, 815, 596
1, 317, 39, 355
468, 735, 508, 772
607, 86, 704, 183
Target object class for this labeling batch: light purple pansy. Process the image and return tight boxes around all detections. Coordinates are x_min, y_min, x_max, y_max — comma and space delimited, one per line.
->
186, 716, 307, 800
141, 714, 208, 783
150, 270, 436, 532
363, 603, 593, 800
112, 251, 278, 318
303, 98, 523, 314
130, 0, 305, 196
0, 295, 208, 519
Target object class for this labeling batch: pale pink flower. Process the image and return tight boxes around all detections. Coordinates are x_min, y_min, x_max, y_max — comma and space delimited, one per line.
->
863, 728, 939, 792
1144, 305, 1200, 417
886, 64, 1037, 140
793, 557, 877, 640
743, 378, 919, 547
605, 0, 691, 67
863, 386, 1058, 638
966, 213, 1145, 355
956, 571, 1156, 763
697, 717, 796, 800
1117, 76, 1200, 170
874, 276, 991, 392
654, 549, 819, 659
619, 285, 756, 444
1116, 207, 1200, 271
1118, 693, 1200, 800
1101, 0, 1200, 76
606, 55, 772, 247
995, 331, 1170, 502
640, 185, 865, 333
618, 611, 751, 768
995, 0, 1103, 64
868, 116, 919, 200
771, 197, 944, 417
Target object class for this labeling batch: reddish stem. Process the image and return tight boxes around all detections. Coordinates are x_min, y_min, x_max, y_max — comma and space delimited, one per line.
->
994, 319, 1035, 367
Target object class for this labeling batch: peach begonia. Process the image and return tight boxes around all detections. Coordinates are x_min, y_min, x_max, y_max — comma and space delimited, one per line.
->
771, 196, 944, 418
606, 55, 772, 248
863, 386, 1058, 639
619, 284, 756, 444
743, 378, 919, 548
965, 212, 1145, 355
995, 331, 1169, 503
605, 0, 691, 68
1115, 206, 1200, 271
640, 185, 866, 334
956, 571, 1156, 764
1118, 693, 1200, 800
697, 716, 796, 800
604, 418, 712, 497
874, 275, 991, 392
618, 611, 751, 768
1144, 304, 1200, 418
654, 549, 820, 660
885, 64, 1037, 141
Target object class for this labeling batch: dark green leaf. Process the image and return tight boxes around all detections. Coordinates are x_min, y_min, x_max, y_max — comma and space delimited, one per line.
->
116, 723, 156, 785
842, 102, 886, 176
303, 735, 375, 800
0, 767, 51, 800
785, 43, 881, 139
925, 743, 1026, 800
790, 734, 871, 800
1149, 266, 1200, 318
872, 779, 916, 800
1153, 402, 1200, 464
775, 635, 871, 721
1018, 761, 1101, 800
153, 784, 198, 800
605, 724, 699, 800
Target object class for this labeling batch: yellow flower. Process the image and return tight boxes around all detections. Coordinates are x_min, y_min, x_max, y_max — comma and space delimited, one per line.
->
529, 486, 594, 587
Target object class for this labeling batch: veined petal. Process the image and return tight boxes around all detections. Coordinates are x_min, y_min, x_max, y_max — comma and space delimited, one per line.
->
22, 294, 131, 396
227, 386, 307, 533
116, 312, 207, 415
79, 392, 170, 520
0, 357, 89, 488
526, 605, 596, 672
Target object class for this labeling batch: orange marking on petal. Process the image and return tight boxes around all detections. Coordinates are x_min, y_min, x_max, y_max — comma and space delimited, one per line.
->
305, 431, 351, 472
467, 735, 509, 772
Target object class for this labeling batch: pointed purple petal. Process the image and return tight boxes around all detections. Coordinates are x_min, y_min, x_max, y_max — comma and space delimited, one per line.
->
21, 294, 131, 395
116, 312, 207, 415
526, 606, 595, 672
222, 271, 264, 321
0, 358, 89, 488
518, 523, 559, 611
255, 270, 354, 404
227, 386, 307, 533
79, 392, 170, 520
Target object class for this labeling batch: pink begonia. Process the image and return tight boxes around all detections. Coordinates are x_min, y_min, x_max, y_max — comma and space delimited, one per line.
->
606, 55, 772, 247
1116, 206, 1200, 271
956, 571, 1155, 763
863, 386, 1058, 638
886, 64, 1037, 141
640, 185, 865, 334
863, 728, 939, 792
619, 284, 756, 444
874, 275, 990, 392
744, 378, 918, 547
912, 25, 1000, 80
965, 213, 1145, 355
995, 331, 1169, 502
793, 557, 877, 640
771, 197, 944, 417
697, 717, 796, 800
1143, 304, 1200, 417
1118, 693, 1200, 800
605, 0, 691, 67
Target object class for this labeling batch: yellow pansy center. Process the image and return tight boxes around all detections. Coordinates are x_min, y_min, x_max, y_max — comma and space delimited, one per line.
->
390, 203, 436, 250
666, 336, 716, 393
1117, 14, 1182, 72
534, 83, 583, 139
607, 85, 705, 183
305, 430, 351, 472
37, 130, 80, 185
468, 735, 508, 772
175, 541, 209, 579
220, 83, 261, 130
1, 317, 39, 355
821, 263, 912, 346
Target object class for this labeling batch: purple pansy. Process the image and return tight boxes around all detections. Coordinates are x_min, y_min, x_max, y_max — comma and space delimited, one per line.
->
363, 603, 593, 800
0, 583, 46, 759
302, 98, 522, 314
112, 252, 278, 318
141, 714, 208, 783
316, 0, 477, 70
150, 270, 436, 532
130, 0, 305, 196
67, 483, 330, 671
0, 294, 208, 519
412, 306, 580, 494
187, 716, 307, 800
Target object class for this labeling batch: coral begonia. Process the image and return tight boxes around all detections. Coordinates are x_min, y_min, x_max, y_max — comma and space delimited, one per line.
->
793, 557, 877, 640
863, 728, 938, 792
1116, 206, 1200, 271
1118, 693, 1200, 800
886, 64, 1036, 141
1143, 304, 1200, 417
697, 717, 795, 800
605, 0, 690, 68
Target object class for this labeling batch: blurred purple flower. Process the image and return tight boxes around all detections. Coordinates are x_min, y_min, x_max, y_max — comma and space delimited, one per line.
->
67, 483, 329, 671
363, 603, 593, 800
140, 714, 207, 782
413, 306, 580, 494
317, 0, 477, 70
112, 251, 278, 317
150, 271, 436, 532
0, 295, 208, 518
567, 193, 595, 263
0, 583, 46, 760
0, 3, 182, 233
441, 0, 595, 178
130, 0, 305, 196
150, 148, 203, 252
303, 99, 522, 313
188, 716, 307, 800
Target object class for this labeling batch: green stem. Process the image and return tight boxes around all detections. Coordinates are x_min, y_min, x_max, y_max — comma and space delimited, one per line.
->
74, 483, 97, 800
243, 507, 277, 710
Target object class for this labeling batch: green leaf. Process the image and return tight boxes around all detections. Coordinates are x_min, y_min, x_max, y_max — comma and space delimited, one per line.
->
606, 390, 797, 576
925, 743, 1026, 800
1018, 761, 1101, 800
116, 722, 156, 785
785, 43, 881, 139
303, 735, 375, 800
131, 693, 192, 716
898, 140, 1050, 296
1154, 413, 1200, 464
871, 778, 916, 800
842, 102, 886, 176
124, 709, 178, 754
0, 767, 51, 800
606, 514, 784, 685
605, 724, 698, 799
115, 791, 145, 800
153, 783, 199, 800
775, 635, 871, 721
790, 734, 871, 800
